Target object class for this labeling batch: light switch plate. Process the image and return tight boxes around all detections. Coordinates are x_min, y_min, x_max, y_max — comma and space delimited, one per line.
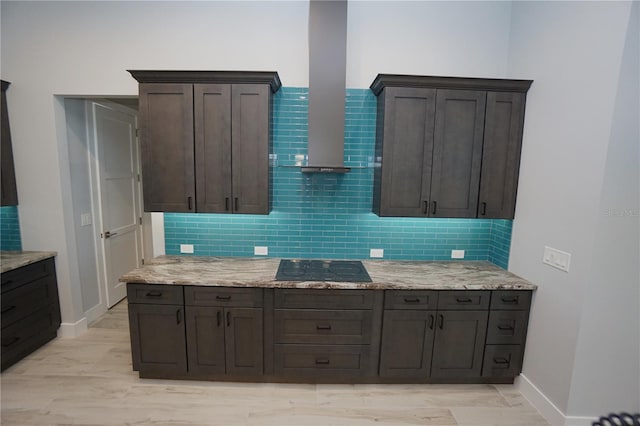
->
543, 246, 571, 272
370, 249, 384, 258
180, 244, 194, 254
451, 250, 465, 259
80, 213, 92, 227
254, 246, 268, 256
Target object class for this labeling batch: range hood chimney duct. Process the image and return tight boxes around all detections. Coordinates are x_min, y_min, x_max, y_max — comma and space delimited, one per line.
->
303, 0, 350, 173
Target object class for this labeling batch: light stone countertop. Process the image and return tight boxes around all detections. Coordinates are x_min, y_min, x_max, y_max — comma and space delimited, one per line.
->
119, 256, 537, 290
1, 251, 57, 274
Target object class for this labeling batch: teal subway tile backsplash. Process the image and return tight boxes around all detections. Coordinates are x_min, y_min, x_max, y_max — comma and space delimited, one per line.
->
165, 87, 512, 268
0, 206, 22, 251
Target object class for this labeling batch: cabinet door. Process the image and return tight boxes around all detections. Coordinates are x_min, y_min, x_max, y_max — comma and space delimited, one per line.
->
1, 81, 18, 206
377, 87, 436, 217
478, 92, 525, 219
379, 310, 435, 378
194, 84, 233, 213
225, 307, 263, 375
128, 304, 187, 375
139, 83, 195, 212
231, 84, 270, 214
185, 306, 226, 375
431, 310, 488, 379
430, 90, 486, 218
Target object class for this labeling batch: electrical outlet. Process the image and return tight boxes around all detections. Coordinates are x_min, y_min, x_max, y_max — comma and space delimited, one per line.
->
543, 246, 571, 272
370, 249, 384, 258
254, 246, 268, 256
180, 244, 194, 254
451, 250, 465, 259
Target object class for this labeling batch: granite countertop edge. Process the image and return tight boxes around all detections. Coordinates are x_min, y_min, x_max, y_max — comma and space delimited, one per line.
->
120, 256, 537, 291
1, 251, 58, 274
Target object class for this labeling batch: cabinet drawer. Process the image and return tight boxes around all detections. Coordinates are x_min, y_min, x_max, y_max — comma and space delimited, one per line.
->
486, 310, 529, 345
490, 290, 532, 310
127, 284, 184, 305
274, 310, 372, 344
437, 291, 490, 310
384, 290, 437, 310
185, 286, 262, 307
274, 344, 371, 377
1, 258, 55, 293
1, 273, 58, 328
482, 345, 523, 378
275, 289, 374, 309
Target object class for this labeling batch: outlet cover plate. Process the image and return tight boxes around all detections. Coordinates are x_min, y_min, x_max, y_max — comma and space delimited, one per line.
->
451, 250, 465, 259
370, 249, 384, 258
254, 246, 268, 256
543, 246, 571, 272
180, 244, 194, 254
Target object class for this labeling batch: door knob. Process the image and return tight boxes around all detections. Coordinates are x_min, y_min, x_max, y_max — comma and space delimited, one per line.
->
102, 231, 118, 239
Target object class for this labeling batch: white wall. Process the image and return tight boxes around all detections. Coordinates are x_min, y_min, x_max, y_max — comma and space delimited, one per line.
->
507, 0, 639, 420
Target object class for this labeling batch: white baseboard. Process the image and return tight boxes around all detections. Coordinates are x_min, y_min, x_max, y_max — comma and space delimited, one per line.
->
515, 375, 597, 426
84, 302, 107, 326
58, 316, 88, 338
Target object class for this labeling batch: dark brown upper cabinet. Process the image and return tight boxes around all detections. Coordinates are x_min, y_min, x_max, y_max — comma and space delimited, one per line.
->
371, 75, 532, 219
1, 80, 19, 206
130, 71, 281, 214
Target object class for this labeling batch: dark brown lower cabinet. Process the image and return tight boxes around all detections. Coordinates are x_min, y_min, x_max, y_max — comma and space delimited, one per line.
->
186, 306, 263, 376
128, 303, 187, 375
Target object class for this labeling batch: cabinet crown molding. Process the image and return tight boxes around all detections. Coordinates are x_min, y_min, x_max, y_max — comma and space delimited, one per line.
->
128, 70, 282, 93
370, 74, 532, 96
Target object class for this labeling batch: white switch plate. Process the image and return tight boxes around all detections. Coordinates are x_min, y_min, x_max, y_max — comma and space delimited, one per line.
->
451, 250, 465, 259
80, 213, 92, 226
180, 244, 194, 254
370, 249, 384, 258
543, 246, 571, 272
254, 246, 268, 256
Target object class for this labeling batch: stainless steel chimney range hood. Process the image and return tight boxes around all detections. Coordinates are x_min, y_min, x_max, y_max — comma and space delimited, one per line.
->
302, 0, 350, 174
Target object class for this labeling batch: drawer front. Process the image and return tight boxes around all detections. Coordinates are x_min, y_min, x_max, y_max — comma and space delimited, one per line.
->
1, 273, 57, 328
490, 290, 532, 311
185, 286, 263, 307
1, 304, 59, 359
1, 258, 55, 293
482, 345, 523, 378
274, 344, 371, 377
127, 283, 184, 305
384, 290, 437, 310
274, 309, 372, 344
486, 310, 529, 345
275, 289, 373, 309
437, 290, 490, 310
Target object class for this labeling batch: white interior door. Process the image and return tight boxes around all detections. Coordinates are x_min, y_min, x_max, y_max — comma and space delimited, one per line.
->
93, 102, 143, 308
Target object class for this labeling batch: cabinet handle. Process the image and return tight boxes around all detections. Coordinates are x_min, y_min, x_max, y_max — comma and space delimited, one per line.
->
403, 298, 421, 304
215, 295, 231, 301
2, 336, 20, 348
316, 324, 332, 330
431, 201, 437, 215
3, 280, 13, 285
217, 310, 222, 327
176, 309, 182, 324
315, 358, 330, 365
234, 197, 239, 212
226, 311, 231, 327
456, 297, 473, 303
1, 305, 16, 314
501, 297, 519, 304
188, 196, 193, 211
438, 314, 444, 330
146, 291, 162, 298
429, 314, 434, 330
225, 197, 230, 211
423, 201, 428, 214
480, 202, 487, 216
497, 325, 515, 331
493, 357, 510, 365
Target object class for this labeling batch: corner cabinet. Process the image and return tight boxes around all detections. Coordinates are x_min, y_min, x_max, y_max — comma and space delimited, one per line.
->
371, 75, 531, 219
1, 80, 19, 206
129, 71, 281, 214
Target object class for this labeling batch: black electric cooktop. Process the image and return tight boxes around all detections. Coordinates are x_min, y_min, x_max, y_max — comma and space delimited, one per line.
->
275, 259, 372, 282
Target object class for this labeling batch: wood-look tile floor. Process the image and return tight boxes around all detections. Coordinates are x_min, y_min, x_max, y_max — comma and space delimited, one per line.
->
1, 300, 549, 426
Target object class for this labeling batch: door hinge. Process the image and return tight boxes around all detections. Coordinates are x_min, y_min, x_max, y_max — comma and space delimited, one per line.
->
137, 174, 141, 182
141, 258, 145, 265
135, 128, 140, 137
139, 217, 142, 225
